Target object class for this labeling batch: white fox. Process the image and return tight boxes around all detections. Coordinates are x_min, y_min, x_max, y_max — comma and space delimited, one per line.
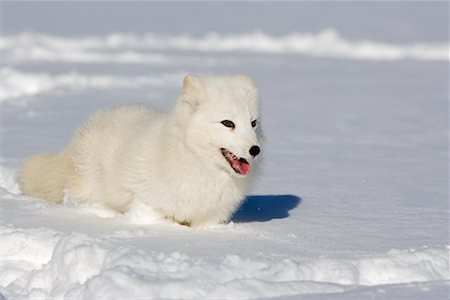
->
18, 74, 262, 227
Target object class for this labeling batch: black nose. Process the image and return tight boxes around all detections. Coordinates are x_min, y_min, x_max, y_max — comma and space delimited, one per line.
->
249, 145, 260, 157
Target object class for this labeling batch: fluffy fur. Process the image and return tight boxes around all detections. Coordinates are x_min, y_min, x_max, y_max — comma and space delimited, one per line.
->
18, 74, 262, 227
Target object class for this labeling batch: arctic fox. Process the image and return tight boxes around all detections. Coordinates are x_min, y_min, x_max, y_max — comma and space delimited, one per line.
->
18, 74, 262, 227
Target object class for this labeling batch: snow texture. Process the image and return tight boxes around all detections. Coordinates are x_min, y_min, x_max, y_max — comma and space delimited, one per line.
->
3, 30, 449, 63
1, 2, 449, 300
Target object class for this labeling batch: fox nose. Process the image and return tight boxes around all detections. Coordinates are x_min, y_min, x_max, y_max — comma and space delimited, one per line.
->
249, 145, 260, 157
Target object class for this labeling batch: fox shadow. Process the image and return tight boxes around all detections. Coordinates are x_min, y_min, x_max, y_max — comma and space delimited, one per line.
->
232, 194, 301, 223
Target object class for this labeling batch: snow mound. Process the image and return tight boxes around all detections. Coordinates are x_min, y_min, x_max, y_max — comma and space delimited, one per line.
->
3, 29, 449, 63
1, 224, 448, 299
0, 165, 21, 196
0, 68, 184, 103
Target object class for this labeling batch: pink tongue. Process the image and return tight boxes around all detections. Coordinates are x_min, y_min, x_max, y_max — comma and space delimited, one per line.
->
231, 158, 251, 175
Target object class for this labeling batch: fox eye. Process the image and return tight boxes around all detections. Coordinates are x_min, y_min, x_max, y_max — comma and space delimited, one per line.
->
221, 120, 235, 128
251, 119, 257, 127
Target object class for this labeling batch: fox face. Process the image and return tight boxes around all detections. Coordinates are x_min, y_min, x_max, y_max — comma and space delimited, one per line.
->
176, 74, 262, 177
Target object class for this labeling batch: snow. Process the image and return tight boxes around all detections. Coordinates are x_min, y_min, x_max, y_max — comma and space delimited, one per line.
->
1, 186, 448, 299
1, 68, 184, 103
3, 30, 449, 63
1, 2, 449, 300
1, 223, 447, 299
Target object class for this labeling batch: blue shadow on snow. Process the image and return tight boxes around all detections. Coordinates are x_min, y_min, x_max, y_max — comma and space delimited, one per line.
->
232, 195, 301, 223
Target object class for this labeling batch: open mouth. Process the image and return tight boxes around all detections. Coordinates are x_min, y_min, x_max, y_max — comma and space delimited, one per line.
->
221, 148, 251, 175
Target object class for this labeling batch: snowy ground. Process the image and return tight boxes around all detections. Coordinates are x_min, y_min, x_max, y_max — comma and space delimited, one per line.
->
1, 2, 449, 300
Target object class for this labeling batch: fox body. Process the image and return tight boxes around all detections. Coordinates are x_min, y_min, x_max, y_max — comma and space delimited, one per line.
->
18, 74, 262, 227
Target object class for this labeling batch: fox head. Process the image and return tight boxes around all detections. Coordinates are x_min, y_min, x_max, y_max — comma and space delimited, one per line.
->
174, 74, 262, 177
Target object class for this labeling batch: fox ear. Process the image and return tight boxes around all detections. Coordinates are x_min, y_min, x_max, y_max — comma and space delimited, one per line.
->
235, 74, 257, 91
235, 74, 253, 84
183, 74, 202, 93
181, 74, 204, 109
236, 74, 256, 87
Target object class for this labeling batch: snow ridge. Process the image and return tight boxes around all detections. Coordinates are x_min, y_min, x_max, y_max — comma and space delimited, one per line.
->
1, 224, 448, 299
0, 67, 184, 103
3, 30, 449, 62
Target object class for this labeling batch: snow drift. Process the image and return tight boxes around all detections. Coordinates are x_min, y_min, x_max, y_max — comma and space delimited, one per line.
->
0, 68, 184, 103
1, 181, 448, 299
2, 29, 449, 63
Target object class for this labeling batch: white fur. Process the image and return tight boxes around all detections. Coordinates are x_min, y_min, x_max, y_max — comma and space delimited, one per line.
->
18, 74, 262, 228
